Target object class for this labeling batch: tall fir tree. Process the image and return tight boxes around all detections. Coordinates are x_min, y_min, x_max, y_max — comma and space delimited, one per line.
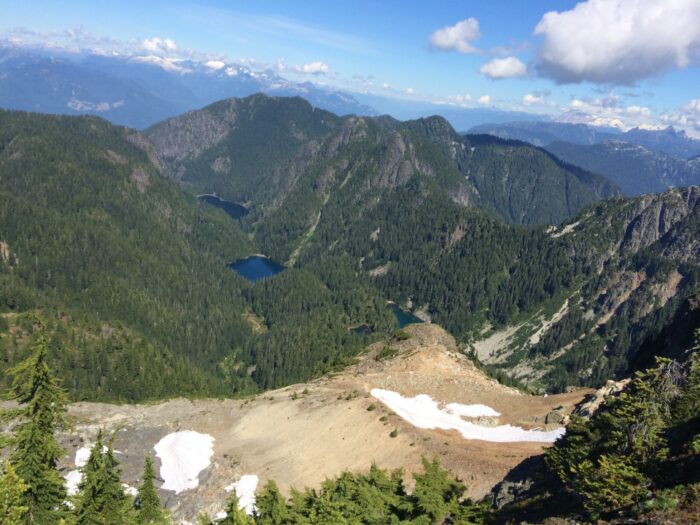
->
0, 462, 28, 525
411, 456, 465, 523
255, 480, 288, 525
135, 455, 168, 525
219, 491, 253, 525
1, 334, 68, 524
74, 431, 134, 525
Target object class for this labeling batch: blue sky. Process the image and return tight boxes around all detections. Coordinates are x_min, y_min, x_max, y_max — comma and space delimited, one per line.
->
2, 0, 700, 134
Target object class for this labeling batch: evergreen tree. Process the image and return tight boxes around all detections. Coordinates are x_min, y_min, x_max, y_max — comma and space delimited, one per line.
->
1, 334, 68, 524
255, 480, 288, 525
0, 462, 28, 525
135, 455, 168, 524
411, 457, 465, 523
546, 358, 686, 517
671, 330, 700, 453
219, 491, 253, 525
74, 432, 134, 525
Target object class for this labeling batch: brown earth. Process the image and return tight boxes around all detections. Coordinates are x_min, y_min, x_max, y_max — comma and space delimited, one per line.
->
62, 324, 590, 522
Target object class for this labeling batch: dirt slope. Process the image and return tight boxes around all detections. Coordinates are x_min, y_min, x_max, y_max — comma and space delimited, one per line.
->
63, 324, 589, 522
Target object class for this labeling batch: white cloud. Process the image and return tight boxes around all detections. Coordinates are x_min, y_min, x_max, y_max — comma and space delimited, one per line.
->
293, 61, 329, 75
479, 57, 527, 79
382, 82, 391, 89
534, 0, 700, 85
477, 95, 491, 105
142, 37, 177, 54
660, 99, 700, 138
558, 95, 659, 130
129, 55, 192, 74
405, 87, 415, 95
523, 93, 544, 106
443, 94, 473, 107
684, 99, 700, 115
428, 18, 480, 53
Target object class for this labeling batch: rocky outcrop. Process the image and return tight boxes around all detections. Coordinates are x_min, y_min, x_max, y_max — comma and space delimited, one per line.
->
619, 187, 700, 256
146, 99, 238, 163
124, 130, 164, 173
574, 379, 630, 418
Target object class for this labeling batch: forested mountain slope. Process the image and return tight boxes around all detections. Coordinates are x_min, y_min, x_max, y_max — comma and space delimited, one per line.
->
0, 109, 257, 399
475, 188, 700, 391
0, 100, 696, 402
0, 110, 393, 401
146, 95, 699, 394
146, 94, 620, 248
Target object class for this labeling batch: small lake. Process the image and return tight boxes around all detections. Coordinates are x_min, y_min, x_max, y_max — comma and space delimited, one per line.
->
199, 194, 249, 220
389, 303, 423, 328
350, 324, 373, 336
230, 256, 285, 282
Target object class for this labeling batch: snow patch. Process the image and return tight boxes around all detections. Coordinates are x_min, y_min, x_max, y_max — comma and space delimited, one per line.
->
224, 474, 258, 515
65, 470, 82, 496
371, 389, 564, 443
75, 446, 92, 467
444, 403, 500, 418
154, 431, 215, 494
122, 484, 138, 496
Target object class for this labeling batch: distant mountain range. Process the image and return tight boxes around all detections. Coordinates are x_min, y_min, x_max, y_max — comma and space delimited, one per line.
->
0, 47, 375, 128
469, 120, 700, 196
469, 120, 700, 159
546, 140, 700, 195
0, 45, 550, 131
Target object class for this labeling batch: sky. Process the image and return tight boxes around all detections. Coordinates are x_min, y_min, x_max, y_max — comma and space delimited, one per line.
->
2, 0, 700, 134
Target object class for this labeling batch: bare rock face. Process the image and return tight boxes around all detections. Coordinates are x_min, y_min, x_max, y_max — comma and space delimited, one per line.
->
147, 99, 238, 163
123, 131, 164, 173
616, 187, 700, 257
544, 408, 566, 425
575, 379, 630, 418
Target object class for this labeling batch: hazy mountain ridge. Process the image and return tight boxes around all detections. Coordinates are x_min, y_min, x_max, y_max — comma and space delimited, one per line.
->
469, 120, 620, 147
0, 46, 375, 129
469, 120, 700, 159
545, 140, 700, 195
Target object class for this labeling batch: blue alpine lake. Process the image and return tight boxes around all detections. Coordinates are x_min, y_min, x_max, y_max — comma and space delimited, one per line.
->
389, 303, 423, 328
230, 256, 285, 282
199, 194, 249, 220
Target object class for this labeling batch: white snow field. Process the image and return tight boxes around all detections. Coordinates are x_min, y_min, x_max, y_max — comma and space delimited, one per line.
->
444, 402, 500, 418
371, 389, 564, 443
64, 444, 97, 495
65, 469, 83, 496
74, 446, 92, 467
122, 484, 139, 496
65, 445, 136, 496
154, 431, 215, 493
224, 474, 259, 515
